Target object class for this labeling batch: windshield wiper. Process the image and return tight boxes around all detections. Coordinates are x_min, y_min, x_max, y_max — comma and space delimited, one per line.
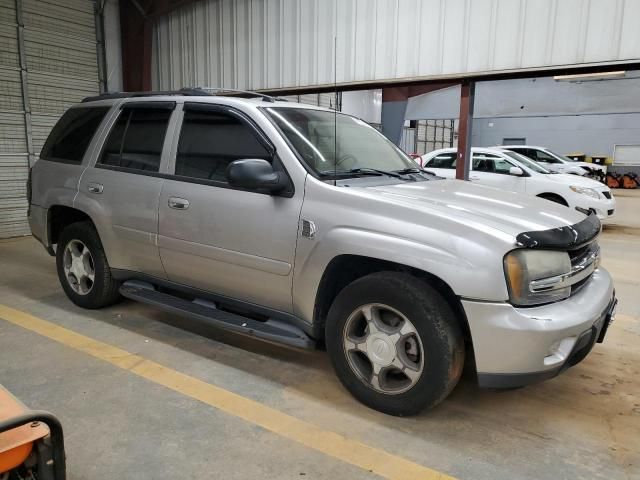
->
320, 167, 422, 180
347, 168, 404, 178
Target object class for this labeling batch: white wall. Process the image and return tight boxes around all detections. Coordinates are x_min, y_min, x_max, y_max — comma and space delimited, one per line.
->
341, 90, 382, 124
152, 0, 640, 91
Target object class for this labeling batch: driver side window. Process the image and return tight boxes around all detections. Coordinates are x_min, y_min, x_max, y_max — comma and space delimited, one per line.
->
534, 150, 560, 164
472, 153, 513, 175
175, 108, 271, 183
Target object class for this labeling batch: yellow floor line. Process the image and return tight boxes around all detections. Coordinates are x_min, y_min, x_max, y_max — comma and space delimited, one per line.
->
0, 304, 455, 480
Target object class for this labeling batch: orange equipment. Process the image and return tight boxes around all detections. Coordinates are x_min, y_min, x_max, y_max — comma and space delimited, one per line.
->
0, 385, 66, 479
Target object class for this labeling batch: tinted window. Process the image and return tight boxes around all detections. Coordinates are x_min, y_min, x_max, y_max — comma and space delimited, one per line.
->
533, 149, 561, 164
99, 108, 172, 172
41, 107, 109, 163
472, 153, 513, 174
427, 153, 457, 169
175, 110, 270, 182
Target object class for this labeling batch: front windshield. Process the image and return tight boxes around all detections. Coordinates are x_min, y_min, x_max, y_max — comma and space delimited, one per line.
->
556, 152, 579, 163
502, 150, 551, 174
264, 107, 416, 176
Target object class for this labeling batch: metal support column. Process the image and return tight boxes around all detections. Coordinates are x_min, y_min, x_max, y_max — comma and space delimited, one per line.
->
15, 0, 34, 166
94, 0, 109, 94
456, 80, 475, 181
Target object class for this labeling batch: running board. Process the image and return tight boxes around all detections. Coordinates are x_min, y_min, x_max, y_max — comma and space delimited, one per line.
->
119, 282, 315, 350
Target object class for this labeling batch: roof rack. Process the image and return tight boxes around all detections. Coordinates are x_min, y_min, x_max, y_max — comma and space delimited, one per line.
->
82, 87, 285, 103
81, 88, 212, 103
194, 87, 278, 103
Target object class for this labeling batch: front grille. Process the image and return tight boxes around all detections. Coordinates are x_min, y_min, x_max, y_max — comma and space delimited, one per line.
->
567, 241, 599, 296
568, 243, 592, 264
608, 209, 615, 216
602, 191, 612, 199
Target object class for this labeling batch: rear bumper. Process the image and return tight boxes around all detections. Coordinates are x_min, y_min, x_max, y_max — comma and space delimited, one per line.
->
463, 268, 615, 388
28, 204, 54, 255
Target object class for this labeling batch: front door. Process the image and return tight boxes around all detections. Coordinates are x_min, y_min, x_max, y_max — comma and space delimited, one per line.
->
470, 152, 526, 193
158, 104, 303, 313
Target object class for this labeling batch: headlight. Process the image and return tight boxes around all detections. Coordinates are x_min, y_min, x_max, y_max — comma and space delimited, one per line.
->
570, 186, 600, 199
504, 250, 571, 306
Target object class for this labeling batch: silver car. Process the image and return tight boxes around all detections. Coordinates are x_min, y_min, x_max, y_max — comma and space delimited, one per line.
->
28, 91, 616, 416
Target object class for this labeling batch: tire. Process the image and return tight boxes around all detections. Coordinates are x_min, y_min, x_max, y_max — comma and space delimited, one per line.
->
325, 272, 464, 416
56, 221, 121, 309
537, 193, 568, 206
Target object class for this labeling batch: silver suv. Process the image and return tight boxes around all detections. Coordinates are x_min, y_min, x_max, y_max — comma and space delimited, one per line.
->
28, 91, 616, 416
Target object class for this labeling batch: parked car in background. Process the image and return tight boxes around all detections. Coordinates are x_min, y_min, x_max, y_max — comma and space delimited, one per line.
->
497, 145, 606, 181
420, 147, 616, 220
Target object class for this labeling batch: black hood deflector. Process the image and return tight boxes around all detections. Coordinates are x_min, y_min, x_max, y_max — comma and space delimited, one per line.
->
516, 213, 601, 249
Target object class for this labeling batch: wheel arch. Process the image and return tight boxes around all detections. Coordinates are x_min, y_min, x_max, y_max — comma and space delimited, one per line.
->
312, 254, 471, 344
48, 205, 97, 246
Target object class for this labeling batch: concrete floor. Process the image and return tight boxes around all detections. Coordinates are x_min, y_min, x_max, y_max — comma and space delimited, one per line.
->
1, 190, 639, 480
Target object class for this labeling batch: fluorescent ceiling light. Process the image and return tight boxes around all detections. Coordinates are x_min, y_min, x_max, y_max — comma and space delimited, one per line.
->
553, 71, 626, 81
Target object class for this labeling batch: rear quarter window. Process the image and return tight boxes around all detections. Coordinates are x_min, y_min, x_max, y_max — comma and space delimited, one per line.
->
40, 107, 110, 164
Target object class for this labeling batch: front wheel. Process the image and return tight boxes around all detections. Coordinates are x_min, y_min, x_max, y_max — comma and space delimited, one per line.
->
325, 272, 464, 416
56, 221, 121, 309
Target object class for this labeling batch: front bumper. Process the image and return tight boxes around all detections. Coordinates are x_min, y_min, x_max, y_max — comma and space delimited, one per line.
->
463, 268, 616, 388
578, 196, 616, 220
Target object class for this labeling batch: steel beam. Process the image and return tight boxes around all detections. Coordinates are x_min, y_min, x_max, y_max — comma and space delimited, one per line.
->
456, 80, 475, 181
15, 0, 34, 165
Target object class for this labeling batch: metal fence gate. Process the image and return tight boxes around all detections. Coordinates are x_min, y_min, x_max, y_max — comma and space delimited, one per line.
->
413, 119, 457, 155
0, 0, 101, 238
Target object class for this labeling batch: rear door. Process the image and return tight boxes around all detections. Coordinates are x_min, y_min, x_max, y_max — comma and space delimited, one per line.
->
157, 103, 302, 313
77, 101, 176, 278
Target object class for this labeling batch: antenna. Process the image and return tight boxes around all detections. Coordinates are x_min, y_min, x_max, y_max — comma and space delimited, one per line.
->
193, 86, 278, 103
333, 32, 338, 185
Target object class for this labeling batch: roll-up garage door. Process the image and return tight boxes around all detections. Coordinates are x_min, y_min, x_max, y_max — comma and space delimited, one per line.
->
0, 0, 101, 238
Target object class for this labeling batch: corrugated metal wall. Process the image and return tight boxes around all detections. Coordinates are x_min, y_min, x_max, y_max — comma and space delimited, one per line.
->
0, 0, 100, 238
153, 0, 640, 91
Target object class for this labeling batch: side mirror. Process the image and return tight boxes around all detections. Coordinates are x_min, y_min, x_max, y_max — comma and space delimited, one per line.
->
226, 159, 289, 194
509, 166, 524, 176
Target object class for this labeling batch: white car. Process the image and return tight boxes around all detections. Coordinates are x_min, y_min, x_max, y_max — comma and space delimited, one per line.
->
419, 147, 615, 220
496, 145, 606, 180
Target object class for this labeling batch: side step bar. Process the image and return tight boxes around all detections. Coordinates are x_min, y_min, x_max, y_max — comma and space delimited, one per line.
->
119, 282, 315, 350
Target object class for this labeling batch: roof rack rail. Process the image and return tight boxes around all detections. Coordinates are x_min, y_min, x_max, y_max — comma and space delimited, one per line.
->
194, 87, 281, 103
81, 88, 212, 103
82, 87, 287, 104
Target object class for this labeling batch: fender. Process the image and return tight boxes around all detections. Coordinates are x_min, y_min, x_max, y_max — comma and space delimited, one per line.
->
292, 224, 510, 325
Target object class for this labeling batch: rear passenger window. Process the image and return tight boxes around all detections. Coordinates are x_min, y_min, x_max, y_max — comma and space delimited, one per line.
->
175, 109, 270, 183
99, 107, 172, 172
40, 107, 109, 164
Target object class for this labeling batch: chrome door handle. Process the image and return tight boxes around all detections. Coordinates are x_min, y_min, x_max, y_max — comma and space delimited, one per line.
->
168, 197, 190, 210
469, 176, 480, 181
87, 183, 103, 194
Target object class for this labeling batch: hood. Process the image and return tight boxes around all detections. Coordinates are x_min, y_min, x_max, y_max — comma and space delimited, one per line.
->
545, 173, 609, 189
357, 179, 586, 239
574, 161, 605, 172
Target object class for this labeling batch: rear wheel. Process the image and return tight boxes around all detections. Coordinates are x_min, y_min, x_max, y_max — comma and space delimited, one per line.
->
325, 272, 464, 416
56, 221, 121, 309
